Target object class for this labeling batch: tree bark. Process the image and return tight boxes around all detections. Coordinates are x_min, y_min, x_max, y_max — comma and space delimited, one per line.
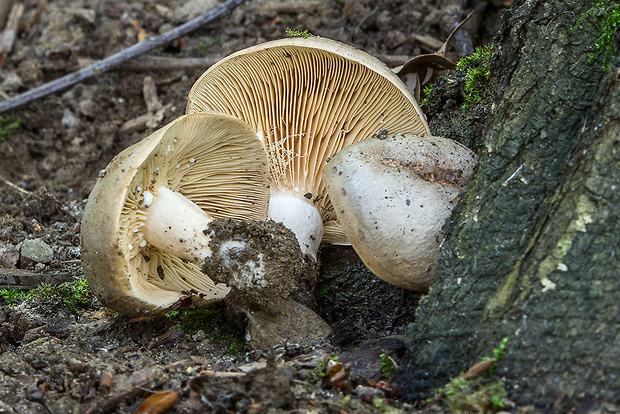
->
400, 0, 620, 409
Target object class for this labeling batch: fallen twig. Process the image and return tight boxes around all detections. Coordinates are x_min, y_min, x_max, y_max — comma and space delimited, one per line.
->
112, 55, 222, 72
0, 173, 31, 195
0, 268, 75, 289
0, 2, 24, 58
0, 0, 247, 114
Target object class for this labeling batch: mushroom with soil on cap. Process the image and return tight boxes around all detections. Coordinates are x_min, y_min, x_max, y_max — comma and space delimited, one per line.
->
323, 133, 477, 291
80, 112, 271, 316
185, 36, 431, 259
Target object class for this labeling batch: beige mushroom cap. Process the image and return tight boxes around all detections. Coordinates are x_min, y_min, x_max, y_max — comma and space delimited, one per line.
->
186, 37, 430, 244
323, 134, 477, 291
80, 113, 271, 316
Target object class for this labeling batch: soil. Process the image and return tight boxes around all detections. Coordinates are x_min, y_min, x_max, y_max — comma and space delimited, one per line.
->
0, 0, 506, 412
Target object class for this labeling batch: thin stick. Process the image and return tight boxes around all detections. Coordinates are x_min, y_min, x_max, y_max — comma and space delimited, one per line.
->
0, 0, 247, 114
0, 173, 30, 195
111, 55, 222, 72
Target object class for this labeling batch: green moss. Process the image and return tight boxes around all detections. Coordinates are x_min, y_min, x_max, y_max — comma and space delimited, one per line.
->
456, 45, 492, 108
0, 117, 21, 142
574, 0, 620, 70
371, 398, 405, 413
315, 286, 330, 301
164, 305, 245, 354
420, 84, 434, 108
492, 337, 508, 362
0, 279, 93, 314
438, 377, 508, 412
285, 28, 312, 39
434, 338, 510, 411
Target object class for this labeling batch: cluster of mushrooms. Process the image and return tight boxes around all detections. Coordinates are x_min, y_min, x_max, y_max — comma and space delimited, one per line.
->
80, 37, 477, 317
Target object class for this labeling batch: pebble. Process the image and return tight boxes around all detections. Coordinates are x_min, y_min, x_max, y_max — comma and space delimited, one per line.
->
355, 385, 385, 403
191, 329, 206, 342
174, 0, 218, 22
0, 72, 23, 92
21, 239, 54, 264
78, 99, 97, 118
0, 242, 19, 268
62, 109, 79, 129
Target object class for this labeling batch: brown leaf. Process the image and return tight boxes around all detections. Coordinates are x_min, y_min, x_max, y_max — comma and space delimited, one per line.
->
396, 54, 456, 100
133, 390, 179, 414
460, 358, 496, 379
395, 10, 475, 99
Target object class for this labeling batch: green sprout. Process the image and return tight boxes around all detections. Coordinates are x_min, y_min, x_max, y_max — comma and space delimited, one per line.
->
380, 353, 395, 379
456, 45, 492, 108
574, 0, 620, 70
420, 84, 434, 108
0, 117, 21, 142
285, 28, 312, 39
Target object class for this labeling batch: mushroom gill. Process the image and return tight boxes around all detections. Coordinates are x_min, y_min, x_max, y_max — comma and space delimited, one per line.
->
186, 37, 430, 258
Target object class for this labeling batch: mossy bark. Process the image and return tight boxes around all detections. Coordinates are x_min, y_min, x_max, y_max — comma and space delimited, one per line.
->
401, 0, 620, 409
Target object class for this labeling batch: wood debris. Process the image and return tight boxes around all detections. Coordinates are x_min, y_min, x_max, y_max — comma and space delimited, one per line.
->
0, 2, 24, 66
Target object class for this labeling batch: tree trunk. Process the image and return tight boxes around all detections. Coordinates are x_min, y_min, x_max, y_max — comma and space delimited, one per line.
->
400, 0, 620, 409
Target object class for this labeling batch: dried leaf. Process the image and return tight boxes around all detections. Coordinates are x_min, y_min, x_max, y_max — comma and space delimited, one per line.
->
133, 390, 179, 414
460, 358, 496, 379
395, 10, 475, 99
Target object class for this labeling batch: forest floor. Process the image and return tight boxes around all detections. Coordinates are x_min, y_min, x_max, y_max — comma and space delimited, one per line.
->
0, 0, 512, 412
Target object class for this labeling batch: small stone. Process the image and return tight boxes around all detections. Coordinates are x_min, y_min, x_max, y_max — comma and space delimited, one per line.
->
355, 385, 385, 403
246, 299, 332, 350
21, 239, 54, 264
16, 59, 43, 85
191, 329, 206, 342
70, 8, 96, 24
1, 72, 23, 92
174, 0, 218, 22
61, 109, 79, 128
155, 4, 174, 21
0, 242, 19, 268
78, 99, 97, 118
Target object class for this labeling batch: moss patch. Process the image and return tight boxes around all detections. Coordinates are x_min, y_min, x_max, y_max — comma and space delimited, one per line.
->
165, 305, 245, 354
0, 116, 21, 142
455, 45, 492, 108
574, 0, 620, 70
0, 278, 93, 314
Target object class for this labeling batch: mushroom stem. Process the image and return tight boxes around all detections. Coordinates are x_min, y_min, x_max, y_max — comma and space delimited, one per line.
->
267, 190, 323, 259
141, 187, 214, 262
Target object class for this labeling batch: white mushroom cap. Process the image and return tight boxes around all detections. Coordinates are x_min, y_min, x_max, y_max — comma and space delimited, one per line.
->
80, 112, 271, 316
323, 134, 477, 291
186, 37, 430, 250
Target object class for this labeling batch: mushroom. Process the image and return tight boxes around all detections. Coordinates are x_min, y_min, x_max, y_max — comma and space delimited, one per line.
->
322, 133, 477, 291
185, 37, 430, 259
80, 112, 271, 316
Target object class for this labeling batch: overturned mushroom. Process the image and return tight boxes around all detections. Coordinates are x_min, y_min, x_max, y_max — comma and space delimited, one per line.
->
323, 133, 477, 291
80, 112, 271, 316
186, 37, 430, 259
